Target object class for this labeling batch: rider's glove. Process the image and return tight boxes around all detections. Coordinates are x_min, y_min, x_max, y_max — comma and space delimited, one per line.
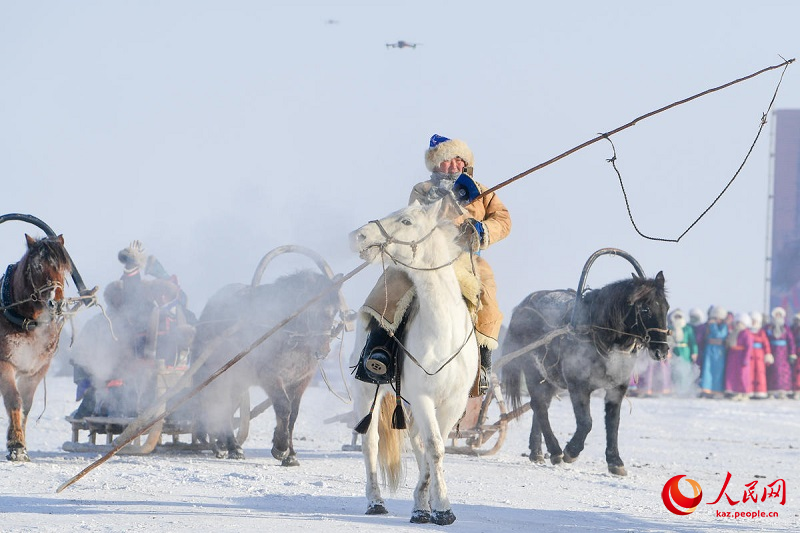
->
458, 218, 484, 252
118, 240, 148, 271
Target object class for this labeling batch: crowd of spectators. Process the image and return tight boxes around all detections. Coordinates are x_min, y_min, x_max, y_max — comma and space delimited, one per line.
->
629, 306, 800, 400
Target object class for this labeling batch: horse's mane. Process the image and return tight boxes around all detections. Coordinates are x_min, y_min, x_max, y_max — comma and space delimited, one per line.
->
246, 269, 339, 324
24, 236, 71, 277
403, 201, 462, 252
263, 269, 334, 303
581, 276, 667, 353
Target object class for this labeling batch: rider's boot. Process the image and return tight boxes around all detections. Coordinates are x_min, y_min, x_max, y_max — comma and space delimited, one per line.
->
70, 387, 96, 420
479, 346, 492, 395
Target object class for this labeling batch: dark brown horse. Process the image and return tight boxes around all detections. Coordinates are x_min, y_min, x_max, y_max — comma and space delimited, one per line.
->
0, 235, 72, 461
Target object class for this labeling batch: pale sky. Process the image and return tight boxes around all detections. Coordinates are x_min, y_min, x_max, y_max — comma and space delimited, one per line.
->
2, 1, 799, 333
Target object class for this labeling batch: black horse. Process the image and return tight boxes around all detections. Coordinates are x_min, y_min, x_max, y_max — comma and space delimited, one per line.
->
501, 267, 669, 476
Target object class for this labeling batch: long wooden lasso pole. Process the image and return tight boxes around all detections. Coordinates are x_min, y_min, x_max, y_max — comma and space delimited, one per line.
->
57, 261, 369, 493
471, 57, 795, 203
56, 57, 794, 493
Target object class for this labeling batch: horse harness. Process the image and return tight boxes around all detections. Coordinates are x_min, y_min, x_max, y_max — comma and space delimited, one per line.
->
579, 297, 671, 357
0, 263, 65, 331
366, 219, 461, 271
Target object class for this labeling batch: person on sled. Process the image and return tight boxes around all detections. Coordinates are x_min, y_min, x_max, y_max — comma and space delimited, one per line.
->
71, 241, 196, 418
357, 134, 511, 395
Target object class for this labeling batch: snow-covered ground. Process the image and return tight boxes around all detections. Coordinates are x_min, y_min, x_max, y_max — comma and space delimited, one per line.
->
1, 374, 797, 533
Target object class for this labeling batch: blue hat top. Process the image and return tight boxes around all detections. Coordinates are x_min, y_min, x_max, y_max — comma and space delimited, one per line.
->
429, 134, 451, 148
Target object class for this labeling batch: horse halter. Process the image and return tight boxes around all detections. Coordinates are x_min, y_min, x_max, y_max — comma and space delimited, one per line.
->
0, 263, 66, 331
587, 302, 670, 355
367, 218, 438, 260
629, 303, 671, 352
365, 218, 462, 273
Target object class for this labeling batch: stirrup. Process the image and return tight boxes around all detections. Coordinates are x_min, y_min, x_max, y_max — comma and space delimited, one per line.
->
364, 350, 390, 376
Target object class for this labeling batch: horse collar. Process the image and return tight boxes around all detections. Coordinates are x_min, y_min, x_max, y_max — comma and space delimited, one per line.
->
1, 264, 40, 331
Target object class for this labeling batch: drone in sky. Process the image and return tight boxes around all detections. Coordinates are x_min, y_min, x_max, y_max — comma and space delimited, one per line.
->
386, 40, 420, 49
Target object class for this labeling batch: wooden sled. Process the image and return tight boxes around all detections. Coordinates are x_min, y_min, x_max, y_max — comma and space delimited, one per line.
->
445, 372, 524, 456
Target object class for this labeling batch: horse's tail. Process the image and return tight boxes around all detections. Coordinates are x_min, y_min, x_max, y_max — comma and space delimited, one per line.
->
501, 346, 524, 415
377, 393, 405, 493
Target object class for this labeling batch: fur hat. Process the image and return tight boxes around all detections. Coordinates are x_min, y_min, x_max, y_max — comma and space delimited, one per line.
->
735, 312, 752, 329
425, 134, 474, 172
771, 306, 787, 319
710, 305, 728, 320
689, 307, 706, 324
669, 308, 685, 322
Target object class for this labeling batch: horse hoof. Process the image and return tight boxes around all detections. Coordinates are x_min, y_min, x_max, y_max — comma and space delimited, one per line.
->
410, 509, 431, 523
562, 451, 578, 464
227, 449, 245, 460
530, 453, 545, 464
281, 455, 300, 467
608, 465, 627, 476
366, 504, 388, 515
550, 454, 563, 465
213, 448, 228, 459
271, 447, 289, 461
6, 448, 30, 462
431, 509, 456, 525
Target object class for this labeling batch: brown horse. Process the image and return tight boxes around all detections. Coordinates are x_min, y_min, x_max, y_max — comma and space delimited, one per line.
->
0, 234, 72, 461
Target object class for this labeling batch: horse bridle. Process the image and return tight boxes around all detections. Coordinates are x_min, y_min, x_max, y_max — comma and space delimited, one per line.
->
365, 218, 461, 272
588, 302, 671, 355
368, 218, 437, 257
0, 263, 67, 330
633, 303, 671, 347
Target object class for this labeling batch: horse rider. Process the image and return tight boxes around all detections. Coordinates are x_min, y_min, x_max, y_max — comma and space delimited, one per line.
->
359, 134, 511, 395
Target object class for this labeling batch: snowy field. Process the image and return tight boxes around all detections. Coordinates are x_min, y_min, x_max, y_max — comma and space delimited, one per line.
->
0, 373, 797, 533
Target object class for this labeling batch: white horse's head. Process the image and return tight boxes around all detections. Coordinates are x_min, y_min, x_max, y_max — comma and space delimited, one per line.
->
349, 200, 461, 269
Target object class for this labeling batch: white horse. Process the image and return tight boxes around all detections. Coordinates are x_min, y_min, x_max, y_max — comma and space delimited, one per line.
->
349, 200, 479, 526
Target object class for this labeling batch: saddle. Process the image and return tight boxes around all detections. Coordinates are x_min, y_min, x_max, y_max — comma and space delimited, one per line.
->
355, 254, 483, 393
359, 253, 482, 335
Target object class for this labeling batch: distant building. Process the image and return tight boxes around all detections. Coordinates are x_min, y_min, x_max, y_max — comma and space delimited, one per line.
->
769, 109, 800, 314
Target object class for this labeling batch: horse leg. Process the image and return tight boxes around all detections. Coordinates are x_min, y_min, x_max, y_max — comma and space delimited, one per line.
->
207, 389, 243, 459
360, 389, 388, 515
269, 379, 293, 463
279, 377, 312, 467
563, 388, 592, 463
0, 361, 40, 462
413, 397, 456, 526
408, 429, 431, 523
604, 384, 627, 476
525, 367, 562, 464
528, 398, 547, 464
223, 411, 245, 460
0, 366, 25, 461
